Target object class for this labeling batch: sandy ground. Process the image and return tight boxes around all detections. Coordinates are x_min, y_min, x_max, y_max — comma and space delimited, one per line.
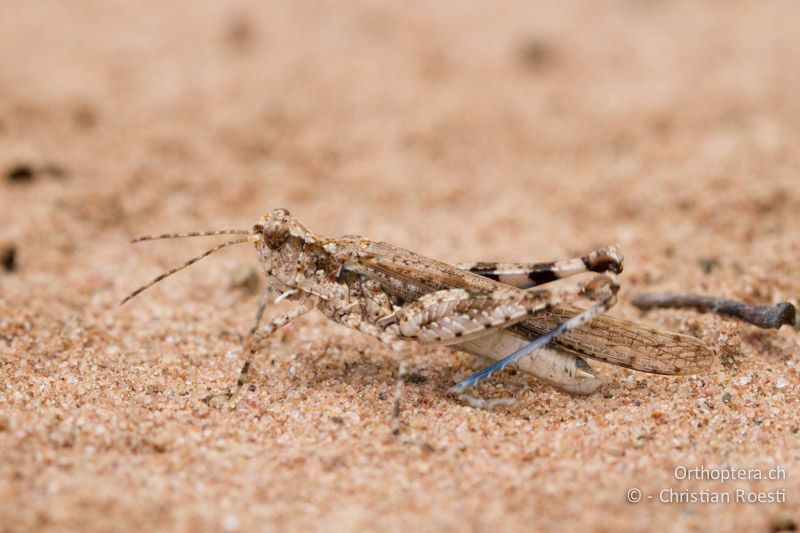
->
1, 1, 800, 531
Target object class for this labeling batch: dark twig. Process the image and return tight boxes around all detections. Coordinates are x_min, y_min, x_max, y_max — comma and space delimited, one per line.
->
632, 294, 796, 330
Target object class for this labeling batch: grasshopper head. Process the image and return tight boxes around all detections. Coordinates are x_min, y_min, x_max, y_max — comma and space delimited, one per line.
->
250, 208, 311, 290
252, 208, 294, 249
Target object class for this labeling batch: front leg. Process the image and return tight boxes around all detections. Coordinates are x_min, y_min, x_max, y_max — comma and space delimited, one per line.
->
222, 288, 272, 342
203, 303, 314, 406
246, 289, 272, 337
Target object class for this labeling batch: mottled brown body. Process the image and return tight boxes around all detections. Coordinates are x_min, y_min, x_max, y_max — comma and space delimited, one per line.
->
123, 208, 715, 427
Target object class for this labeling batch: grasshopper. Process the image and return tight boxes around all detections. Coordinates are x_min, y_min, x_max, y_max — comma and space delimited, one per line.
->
122, 208, 714, 432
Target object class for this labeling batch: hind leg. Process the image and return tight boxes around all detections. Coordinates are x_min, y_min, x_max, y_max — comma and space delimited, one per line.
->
457, 246, 623, 288
450, 279, 619, 395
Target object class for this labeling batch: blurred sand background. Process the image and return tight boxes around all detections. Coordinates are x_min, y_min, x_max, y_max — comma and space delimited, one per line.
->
1, 1, 799, 531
